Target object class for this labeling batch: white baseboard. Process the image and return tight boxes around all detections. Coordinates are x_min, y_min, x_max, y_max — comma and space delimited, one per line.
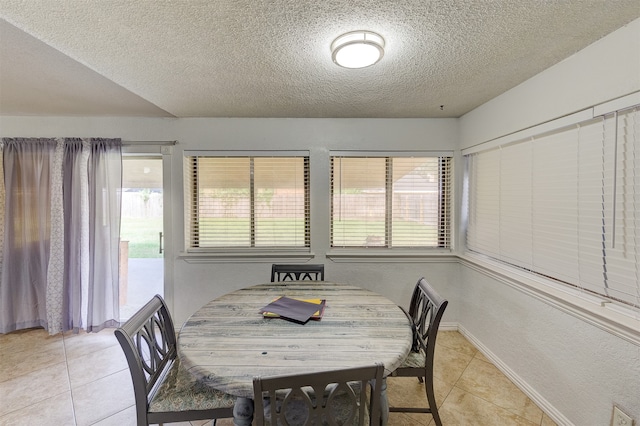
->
453, 324, 574, 426
439, 321, 459, 331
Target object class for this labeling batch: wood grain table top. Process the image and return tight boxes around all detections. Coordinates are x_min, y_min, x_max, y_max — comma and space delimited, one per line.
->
177, 281, 413, 399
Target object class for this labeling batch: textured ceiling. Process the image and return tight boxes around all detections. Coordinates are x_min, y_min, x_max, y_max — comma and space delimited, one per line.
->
0, 1, 638, 118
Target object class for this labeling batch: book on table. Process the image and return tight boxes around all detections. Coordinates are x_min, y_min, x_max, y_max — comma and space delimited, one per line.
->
259, 296, 326, 324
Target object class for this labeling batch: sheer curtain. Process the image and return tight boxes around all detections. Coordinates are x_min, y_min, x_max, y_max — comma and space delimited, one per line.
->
0, 137, 122, 335
0, 138, 56, 332
86, 139, 122, 332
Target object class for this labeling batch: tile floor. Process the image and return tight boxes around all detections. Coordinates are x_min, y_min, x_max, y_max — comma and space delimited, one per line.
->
0, 328, 557, 426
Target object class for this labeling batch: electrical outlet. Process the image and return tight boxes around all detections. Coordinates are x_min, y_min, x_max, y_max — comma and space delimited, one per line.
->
612, 406, 634, 426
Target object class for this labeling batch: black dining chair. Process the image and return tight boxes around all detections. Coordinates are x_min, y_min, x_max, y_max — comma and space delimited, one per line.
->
115, 294, 236, 426
388, 277, 448, 426
253, 363, 385, 426
271, 263, 325, 281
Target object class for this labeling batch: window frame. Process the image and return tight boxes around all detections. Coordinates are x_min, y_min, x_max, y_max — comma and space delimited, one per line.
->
182, 151, 311, 258
328, 151, 454, 254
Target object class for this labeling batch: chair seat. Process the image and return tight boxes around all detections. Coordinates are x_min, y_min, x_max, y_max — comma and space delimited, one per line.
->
150, 358, 236, 413
397, 350, 425, 370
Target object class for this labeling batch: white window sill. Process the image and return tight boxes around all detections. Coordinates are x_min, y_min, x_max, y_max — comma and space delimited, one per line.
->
179, 249, 314, 263
459, 252, 640, 346
327, 249, 457, 263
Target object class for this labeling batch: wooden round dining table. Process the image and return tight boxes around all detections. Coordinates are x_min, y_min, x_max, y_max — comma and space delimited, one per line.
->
177, 281, 413, 426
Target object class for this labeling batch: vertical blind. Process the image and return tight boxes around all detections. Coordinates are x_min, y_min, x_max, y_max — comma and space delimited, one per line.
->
185, 154, 310, 249
331, 154, 452, 248
466, 106, 640, 311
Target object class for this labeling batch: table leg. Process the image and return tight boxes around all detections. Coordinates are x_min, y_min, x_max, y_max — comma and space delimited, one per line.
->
233, 397, 253, 426
380, 377, 389, 426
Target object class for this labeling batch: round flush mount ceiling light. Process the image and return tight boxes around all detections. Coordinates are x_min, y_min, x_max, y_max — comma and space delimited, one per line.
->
331, 30, 385, 69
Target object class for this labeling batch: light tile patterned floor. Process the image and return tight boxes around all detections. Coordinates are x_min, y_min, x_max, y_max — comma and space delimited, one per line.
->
0, 329, 556, 425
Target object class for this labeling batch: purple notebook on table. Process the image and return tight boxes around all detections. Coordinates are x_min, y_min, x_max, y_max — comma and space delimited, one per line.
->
259, 296, 325, 324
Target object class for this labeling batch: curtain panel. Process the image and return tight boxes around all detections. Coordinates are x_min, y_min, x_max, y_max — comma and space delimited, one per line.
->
0, 137, 122, 335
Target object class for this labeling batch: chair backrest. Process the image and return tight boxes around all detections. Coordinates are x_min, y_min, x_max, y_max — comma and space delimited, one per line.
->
253, 363, 384, 426
271, 264, 325, 281
114, 294, 177, 424
408, 277, 448, 363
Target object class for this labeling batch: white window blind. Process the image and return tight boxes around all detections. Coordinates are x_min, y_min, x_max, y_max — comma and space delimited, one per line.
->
185, 154, 310, 249
331, 155, 452, 248
466, 106, 640, 311
606, 108, 640, 306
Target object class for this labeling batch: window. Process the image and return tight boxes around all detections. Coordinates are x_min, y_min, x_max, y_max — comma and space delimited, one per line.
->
185, 152, 310, 250
330, 153, 452, 249
466, 106, 640, 311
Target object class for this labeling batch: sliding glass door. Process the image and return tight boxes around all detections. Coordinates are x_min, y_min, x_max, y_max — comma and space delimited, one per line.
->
119, 155, 164, 320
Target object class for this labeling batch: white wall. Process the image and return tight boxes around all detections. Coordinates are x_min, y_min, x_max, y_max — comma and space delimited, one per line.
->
459, 265, 640, 426
457, 17, 640, 426
168, 118, 460, 323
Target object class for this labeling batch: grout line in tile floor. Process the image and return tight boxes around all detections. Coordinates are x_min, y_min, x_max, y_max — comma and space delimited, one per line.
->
62, 335, 79, 426
0, 329, 557, 426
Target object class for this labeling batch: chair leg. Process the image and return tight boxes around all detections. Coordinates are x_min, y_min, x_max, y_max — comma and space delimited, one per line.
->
424, 373, 441, 426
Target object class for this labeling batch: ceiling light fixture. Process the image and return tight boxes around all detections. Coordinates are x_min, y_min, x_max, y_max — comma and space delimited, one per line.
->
331, 30, 385, 69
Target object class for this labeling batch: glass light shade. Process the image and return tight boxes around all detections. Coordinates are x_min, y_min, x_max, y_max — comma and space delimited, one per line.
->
331, 31, 385, 69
